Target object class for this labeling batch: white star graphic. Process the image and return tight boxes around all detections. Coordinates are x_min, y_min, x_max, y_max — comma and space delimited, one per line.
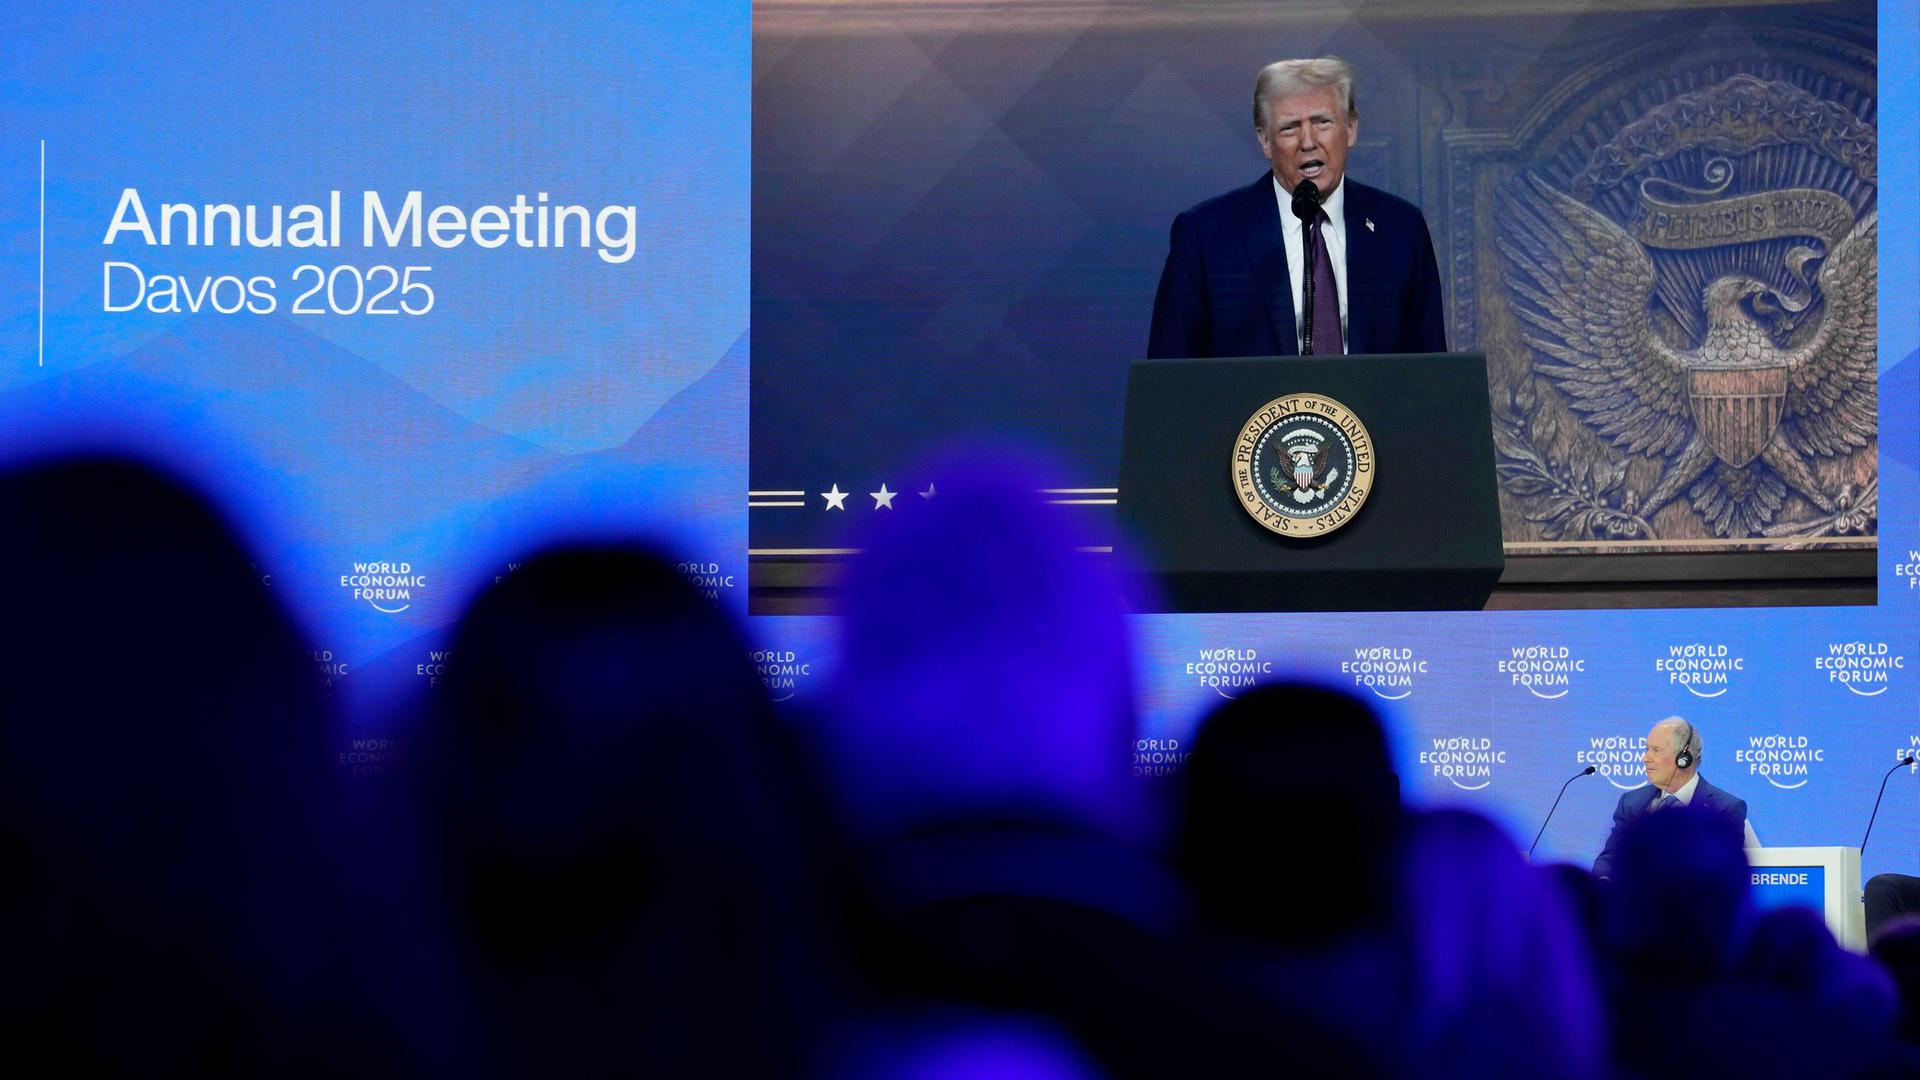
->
871, 483, 897, 509
919, 482, 937, 500
821, 484, 848, 510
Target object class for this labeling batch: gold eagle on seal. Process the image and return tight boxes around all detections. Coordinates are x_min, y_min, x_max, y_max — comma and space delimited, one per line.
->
1500, 174, 1875, 531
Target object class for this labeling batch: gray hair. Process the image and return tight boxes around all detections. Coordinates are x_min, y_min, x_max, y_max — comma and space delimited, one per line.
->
1253, 56, 1357, 131
1654, 716, 1701, 764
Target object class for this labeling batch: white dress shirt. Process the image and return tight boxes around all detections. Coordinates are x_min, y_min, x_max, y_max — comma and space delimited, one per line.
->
1271, 176, 1349, 354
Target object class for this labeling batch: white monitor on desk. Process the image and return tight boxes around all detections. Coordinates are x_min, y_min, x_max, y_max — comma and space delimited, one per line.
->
1748, 846, 1865, 952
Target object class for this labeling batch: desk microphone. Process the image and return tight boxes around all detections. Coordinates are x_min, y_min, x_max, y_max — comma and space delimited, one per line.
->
1529, 766, 1596, 861
1859, 755, 1916, 859
1291, 179, 1321, 354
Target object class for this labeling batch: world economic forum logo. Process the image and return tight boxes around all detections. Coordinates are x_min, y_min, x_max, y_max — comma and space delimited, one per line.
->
1342, 647, 1428, 701
311, 648, 348, 692
1133, 738, 1190, 778
1419, 737, 1506, 791
1496, 645, 1586, 699
1734, 734, 1825, 790
1578, 733, 1650, 790
1896, 549, 1920, 591
1654, 643, 1744, 698
752, 649, 814, 704
1814, 641, 1906, 697
338, 737, 406, 779
416, 649, 450, 689
340, 560, 426, 614
1186, 647, 1272, 700
678, 560, 737, 602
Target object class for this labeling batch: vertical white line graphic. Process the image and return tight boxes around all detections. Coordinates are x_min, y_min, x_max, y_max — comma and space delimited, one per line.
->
39, 139, 47, 367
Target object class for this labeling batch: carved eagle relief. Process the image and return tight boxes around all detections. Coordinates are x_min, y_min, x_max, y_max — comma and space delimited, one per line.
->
1498, 173, 1876, 537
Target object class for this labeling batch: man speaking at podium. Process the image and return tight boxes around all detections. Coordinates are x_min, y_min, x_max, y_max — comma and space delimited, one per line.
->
1147, 56, 1447, 360
1592, 718, 1754, 880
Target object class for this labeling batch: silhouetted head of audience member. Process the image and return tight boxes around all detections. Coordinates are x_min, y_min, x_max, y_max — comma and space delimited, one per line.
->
1872, 916, 1920, 1046
1746, 903, 1860, 990
0, 456, 358, 1071
1396, 809, 1604, 1078
1545, 863, 1607, 949
423, 544, 820, 1071
0, 454, 324, 745
1605, 801, 1756, 984
1743, 905, 1895, 1035
820, 449, 1245, 1078
1176, 681, 1400, 942
824, 1008, 1108, 1080
825, 445, 1142, 847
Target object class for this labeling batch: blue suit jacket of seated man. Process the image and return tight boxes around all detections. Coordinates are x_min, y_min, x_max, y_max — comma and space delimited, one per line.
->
1591, 776, 1749, 880
1147, 172, 1448, 360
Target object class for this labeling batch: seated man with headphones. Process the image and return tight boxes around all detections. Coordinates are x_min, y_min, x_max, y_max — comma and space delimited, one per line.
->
1592, 717, 1756, 880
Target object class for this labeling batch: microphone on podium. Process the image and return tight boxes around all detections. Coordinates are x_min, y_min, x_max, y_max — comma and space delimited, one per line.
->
1290, 178, 1321, 222
1859, 755, 1916, 859
1529, 765, 1596, 861
1292, 179, 1321, 354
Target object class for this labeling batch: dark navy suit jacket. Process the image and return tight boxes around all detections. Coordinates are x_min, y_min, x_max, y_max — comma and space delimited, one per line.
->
1146, 173, 1447, 360
1590, 776, 1749, 880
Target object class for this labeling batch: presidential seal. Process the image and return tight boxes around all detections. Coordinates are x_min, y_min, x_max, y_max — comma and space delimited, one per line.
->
1231, 394, 1373, 536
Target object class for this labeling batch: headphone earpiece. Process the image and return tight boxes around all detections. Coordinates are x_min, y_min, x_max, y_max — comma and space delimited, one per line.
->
1673, 720, 1696, 771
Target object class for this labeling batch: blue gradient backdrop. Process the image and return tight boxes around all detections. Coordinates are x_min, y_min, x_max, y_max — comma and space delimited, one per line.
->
1, 4, 749, 727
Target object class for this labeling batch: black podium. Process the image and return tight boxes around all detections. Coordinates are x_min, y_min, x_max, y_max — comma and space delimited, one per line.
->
1117, 353, 1503, 612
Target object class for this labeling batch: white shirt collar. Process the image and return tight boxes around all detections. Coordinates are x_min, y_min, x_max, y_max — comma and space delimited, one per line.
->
1664, 773, 1701, 806
1271, 176, 1347, 239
